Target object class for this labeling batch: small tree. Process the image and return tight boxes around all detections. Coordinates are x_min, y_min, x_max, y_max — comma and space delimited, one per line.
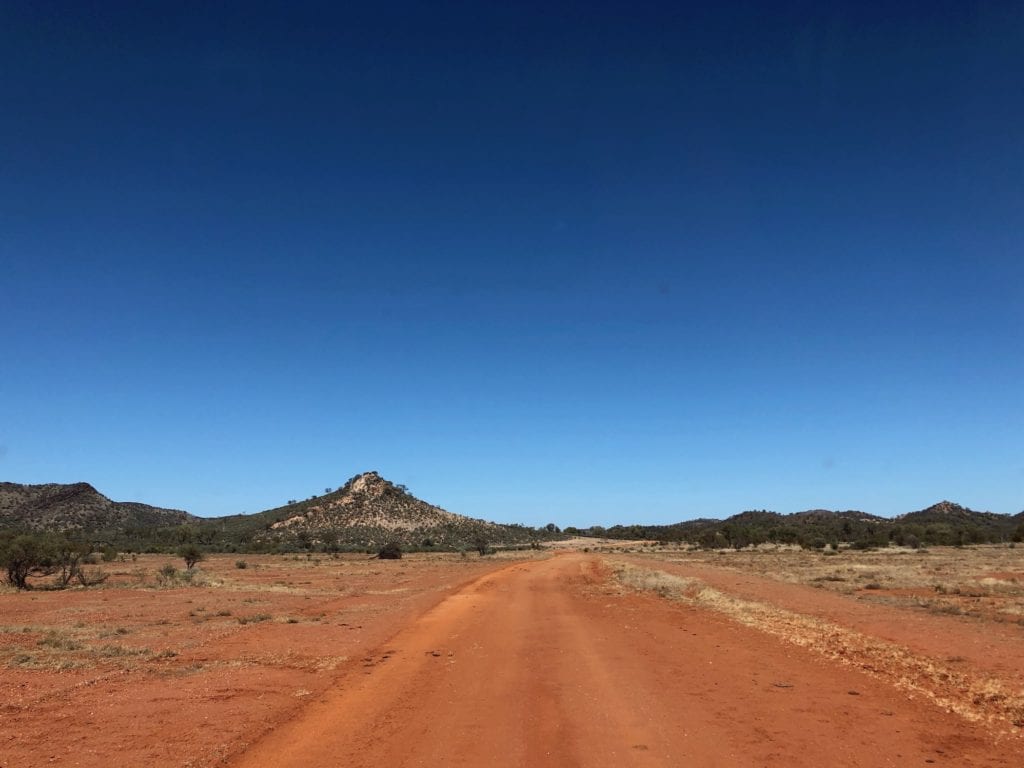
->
177, 544, 204, 570
1, 534, 55, 590
472, 534, 491, 556
377, 542, 403, 560
53, 538, 93, 588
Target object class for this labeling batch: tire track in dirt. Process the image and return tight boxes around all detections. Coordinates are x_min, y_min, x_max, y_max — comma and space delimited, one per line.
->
228, 554, 1020, 767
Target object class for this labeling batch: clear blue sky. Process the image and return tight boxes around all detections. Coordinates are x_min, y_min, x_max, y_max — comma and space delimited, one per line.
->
2, 2, 1021, 526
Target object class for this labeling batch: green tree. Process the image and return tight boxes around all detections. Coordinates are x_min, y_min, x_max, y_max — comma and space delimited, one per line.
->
472, 534, 491, 556
53, 537, 93, 588
1, 533, 55, 590
177, 543, 204, 570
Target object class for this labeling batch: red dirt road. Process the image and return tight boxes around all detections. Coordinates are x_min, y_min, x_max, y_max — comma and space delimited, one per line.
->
229, 554, 1018, 767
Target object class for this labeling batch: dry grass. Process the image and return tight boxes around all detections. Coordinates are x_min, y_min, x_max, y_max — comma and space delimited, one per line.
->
634, 545, 1024, 624
3, 625, 160, 672
613, 561, 1024, 736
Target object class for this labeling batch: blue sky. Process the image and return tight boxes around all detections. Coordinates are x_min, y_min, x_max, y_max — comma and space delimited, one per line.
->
2, 2, 1022, 525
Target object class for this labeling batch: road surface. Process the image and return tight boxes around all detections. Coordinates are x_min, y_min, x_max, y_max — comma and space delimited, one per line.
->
229, 554, 1017, 767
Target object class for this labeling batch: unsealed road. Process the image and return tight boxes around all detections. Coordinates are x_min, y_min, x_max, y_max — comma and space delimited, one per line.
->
229, 554, 1017, 767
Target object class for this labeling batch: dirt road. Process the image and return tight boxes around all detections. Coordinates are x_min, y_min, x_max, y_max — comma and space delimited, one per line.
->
228, 554, 1018, 767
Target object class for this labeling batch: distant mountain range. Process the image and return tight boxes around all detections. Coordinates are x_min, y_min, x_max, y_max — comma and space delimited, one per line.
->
589, 501, 1024, 548
0, 472, 554, 552
2, 473, 1021, 551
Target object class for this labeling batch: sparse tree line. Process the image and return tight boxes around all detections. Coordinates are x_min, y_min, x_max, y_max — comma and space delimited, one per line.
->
1, 525, 503, 589
0, 528, 209, 590
575, 516, 1024, 550
1, 518, 545, 586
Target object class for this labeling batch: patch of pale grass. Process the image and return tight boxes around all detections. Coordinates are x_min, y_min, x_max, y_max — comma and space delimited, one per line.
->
614, 567, 699, 598
1, 626, 165, 672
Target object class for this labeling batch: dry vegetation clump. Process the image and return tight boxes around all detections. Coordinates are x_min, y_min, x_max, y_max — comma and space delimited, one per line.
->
1, 625, 166, 672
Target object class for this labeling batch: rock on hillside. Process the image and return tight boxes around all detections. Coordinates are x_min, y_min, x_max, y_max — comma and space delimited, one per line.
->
0, 481, 195, 533
260, 471, 511, 549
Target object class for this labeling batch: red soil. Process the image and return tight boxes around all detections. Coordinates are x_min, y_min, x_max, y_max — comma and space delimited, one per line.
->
0, 554, 505, 767
624, 555, 1024, 691
229, 554, 1020, 767
3, 552, 1020, 767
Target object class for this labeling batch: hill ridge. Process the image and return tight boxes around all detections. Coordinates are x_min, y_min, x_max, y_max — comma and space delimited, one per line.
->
4, 476, 1022, 552
0, 481, 195, 533
592, 500, 1023, 548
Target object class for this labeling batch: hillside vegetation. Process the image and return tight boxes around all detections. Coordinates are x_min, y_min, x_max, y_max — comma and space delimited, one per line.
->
3, 474, 1022, 557
0, 472, 561, 554
0, 482, 195, 534
197, 471, 554, 552
582, 502, 1024, 549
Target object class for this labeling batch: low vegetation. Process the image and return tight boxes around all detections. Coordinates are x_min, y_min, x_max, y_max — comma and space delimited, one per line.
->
584, 502, 1024, 550
0, 531, 108, 590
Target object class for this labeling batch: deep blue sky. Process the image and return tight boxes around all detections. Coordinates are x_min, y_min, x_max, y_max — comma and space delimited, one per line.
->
2, 2, 1022, 525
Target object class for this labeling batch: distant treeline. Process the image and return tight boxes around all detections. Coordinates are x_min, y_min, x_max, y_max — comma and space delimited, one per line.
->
566, 505, 1024, 550
0, 519, 564, 557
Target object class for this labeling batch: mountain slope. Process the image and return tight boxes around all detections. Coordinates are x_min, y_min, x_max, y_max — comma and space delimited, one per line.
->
0, 481, 195, 533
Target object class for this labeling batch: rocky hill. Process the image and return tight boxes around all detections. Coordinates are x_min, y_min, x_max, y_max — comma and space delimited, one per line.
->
0, 472, 558, 553
256, 471, 521, 549
0, 481, 195, 533
197, 471, 553, 552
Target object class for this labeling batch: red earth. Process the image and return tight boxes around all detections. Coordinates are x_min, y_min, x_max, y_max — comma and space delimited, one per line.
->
2, 552, 1021, 767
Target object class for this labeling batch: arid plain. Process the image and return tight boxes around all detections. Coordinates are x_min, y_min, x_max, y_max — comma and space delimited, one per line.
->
2, 545, 1022, 767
